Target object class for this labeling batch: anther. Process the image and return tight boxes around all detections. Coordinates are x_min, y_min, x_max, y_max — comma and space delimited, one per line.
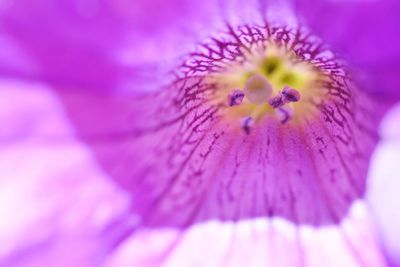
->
281, 86, 301, 102
228, 89, 245, 106
268, 94, 285, 108
241, 116, 254, 134
268, 86, 301, 109
244, 74, 273, 104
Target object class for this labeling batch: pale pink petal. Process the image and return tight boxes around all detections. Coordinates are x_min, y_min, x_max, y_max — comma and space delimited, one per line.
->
367, 102, 400, 265
0, 79, 131, 267
103, 202, 387, 267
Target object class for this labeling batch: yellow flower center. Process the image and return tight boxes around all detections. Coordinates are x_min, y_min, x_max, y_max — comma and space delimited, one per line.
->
207, 42, 323, 129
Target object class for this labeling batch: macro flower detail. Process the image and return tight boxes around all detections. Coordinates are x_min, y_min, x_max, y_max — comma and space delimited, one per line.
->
127, 23, 381, 227
1, 0, 400, 266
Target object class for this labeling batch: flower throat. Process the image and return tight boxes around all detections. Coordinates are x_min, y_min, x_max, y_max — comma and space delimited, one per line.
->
210, 41, 320, 133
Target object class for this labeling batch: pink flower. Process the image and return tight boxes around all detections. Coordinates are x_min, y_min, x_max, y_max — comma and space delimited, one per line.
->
0, 0, 399, 266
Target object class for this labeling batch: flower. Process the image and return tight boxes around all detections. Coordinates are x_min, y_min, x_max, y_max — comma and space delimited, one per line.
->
0, 0, 399, 266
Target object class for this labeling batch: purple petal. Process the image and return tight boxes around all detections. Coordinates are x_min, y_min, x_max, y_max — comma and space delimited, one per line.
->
62, 24, 384, 227
0, 0, 224, 92
294, 0, 400, 97
0, 0, 285, 95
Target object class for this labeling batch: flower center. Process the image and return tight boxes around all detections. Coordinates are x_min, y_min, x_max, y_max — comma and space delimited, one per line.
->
207, 41, 322, 132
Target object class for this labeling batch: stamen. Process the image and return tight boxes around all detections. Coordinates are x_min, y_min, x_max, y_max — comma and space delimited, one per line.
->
244, 74, 273, 104
228, 89, 245, 106
282, 86, 301, 102
268, 86, 301, 108
268, 94, 285, 108
241, 116, 254, 134
276, 106, 294, 124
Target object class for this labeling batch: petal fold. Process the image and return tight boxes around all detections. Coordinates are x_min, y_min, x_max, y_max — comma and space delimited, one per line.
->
367, 102, 400, 266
